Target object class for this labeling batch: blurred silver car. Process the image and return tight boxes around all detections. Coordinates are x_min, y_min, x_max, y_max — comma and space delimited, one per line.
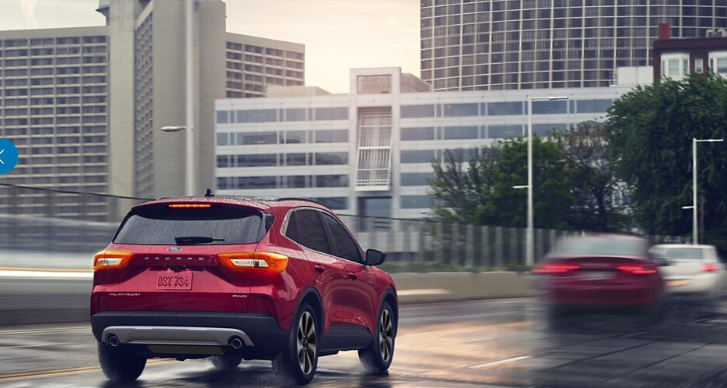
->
649, 244, 725, 303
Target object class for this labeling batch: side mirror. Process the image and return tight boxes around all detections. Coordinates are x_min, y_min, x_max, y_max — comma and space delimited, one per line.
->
365, 249, 386, 266
652, 256, 670, 267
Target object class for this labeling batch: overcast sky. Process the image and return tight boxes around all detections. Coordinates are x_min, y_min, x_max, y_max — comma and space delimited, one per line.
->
0, 0, 420, 94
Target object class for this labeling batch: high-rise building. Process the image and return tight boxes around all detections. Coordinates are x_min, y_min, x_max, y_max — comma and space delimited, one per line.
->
0, 0, 304, 221
420, 0, 727, 91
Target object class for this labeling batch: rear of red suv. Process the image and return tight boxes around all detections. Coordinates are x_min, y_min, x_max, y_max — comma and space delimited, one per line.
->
91, 196, 397, 385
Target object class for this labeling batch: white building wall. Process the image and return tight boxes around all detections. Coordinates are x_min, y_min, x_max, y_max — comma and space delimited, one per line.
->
215, 68, 634, 220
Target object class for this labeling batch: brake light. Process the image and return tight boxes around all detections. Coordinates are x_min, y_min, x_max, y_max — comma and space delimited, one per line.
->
532, 264, 579, 274
93, 251, 133, 271
617, 265, 657, 275
168, 204, 211, 208
701, 263, 718, 272
217, 252, 288, 272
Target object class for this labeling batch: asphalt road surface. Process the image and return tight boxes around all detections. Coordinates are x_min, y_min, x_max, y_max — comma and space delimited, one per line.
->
2, 298, 727, 388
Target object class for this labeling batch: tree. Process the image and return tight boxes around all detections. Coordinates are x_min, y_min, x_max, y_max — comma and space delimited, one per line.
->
478, 136, 575, 229
429, 136, 575, 230
429, 148, 499, 224
605, 73, 727, 247
549, 121, 626, 232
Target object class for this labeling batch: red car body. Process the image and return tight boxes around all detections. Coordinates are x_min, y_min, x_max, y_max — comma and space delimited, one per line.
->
533, 234, 665, 308
91, 196, 397, 384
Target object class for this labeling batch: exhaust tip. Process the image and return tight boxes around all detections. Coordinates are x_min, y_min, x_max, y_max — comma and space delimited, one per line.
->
107, 334, 120, 347
229, 336, 243, 350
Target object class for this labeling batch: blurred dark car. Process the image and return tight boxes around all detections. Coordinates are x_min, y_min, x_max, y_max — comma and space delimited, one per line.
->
533, 234, 666, 319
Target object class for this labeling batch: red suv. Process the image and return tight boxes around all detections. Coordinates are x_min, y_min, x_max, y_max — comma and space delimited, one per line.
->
91, 196, 397, 385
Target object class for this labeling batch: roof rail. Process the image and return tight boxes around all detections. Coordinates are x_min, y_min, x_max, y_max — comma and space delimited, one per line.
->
275, 197, 326, 206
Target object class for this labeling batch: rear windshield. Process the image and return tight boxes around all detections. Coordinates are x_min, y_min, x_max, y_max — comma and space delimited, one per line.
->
113, 203, 267, 245
552, 236, 647, 256
662, 248, 704, 259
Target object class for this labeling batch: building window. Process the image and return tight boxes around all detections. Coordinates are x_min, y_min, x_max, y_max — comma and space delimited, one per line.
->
661, 53, 689, 80
400, 105, 435, 118
236, 109, 277, 123
314, 107, 348, 120
400, 172, 435, 186
488, 125, 523, 139
576, 99, 613, 114
695, 58, 704, 74
285, 108, 307, 121
443, 126, 479, 140
315, 175, 348, 188
400, 149, 436, 164
314, 197, 348, 210
216, 110, 229, 124
400, 127, 435, 141
314, 129, 348, 143
237, 132, 278, 145
442, 103, 479, 117
236, 176, 277, 189
314, 152, 348, 165
400, 195, 432, 209
486, 101, 524, 116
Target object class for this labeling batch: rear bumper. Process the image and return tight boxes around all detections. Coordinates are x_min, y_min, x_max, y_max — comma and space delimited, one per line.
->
92, 311, 287, 359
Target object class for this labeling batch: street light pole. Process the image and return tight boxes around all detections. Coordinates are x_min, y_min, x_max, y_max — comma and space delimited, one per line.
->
691, 138, 723, 244
185, 0, 195, 196
525, 95, 568, 267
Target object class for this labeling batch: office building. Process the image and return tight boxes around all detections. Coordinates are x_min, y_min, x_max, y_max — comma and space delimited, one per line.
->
653, 25, 727, 79
0, 0, 304, 221
215, 67, 632, 220
420, 0, 727, 91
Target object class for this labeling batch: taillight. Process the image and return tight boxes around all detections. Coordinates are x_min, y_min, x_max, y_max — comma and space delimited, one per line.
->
217, 252, 289, 272
532, 264, 579, 274
701, 263, 718, 272
168, 203, 211, 208
617, 265, 657, 275
93, 251, 133, 271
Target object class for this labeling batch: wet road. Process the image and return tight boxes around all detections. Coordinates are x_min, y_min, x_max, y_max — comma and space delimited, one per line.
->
2, 298, 727, 388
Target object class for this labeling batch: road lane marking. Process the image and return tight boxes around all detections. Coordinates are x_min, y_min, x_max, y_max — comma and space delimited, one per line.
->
0, 360, 172, 382
0, 326, 88, 336
0, 270, 92, 279
469, 356, 531, 369
398, 288, 450, 296
0, 267, 92, 272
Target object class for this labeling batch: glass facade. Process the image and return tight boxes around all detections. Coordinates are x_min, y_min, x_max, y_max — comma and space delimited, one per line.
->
420, 0, 727, 91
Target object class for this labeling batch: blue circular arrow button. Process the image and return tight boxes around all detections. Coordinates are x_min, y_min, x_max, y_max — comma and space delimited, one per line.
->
0, 138, 19, 174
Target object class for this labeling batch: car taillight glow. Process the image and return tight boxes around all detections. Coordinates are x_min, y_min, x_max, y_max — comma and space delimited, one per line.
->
617, 265, 657, 275
93, 251, 133, 271
217, 252, 289, 272
168, 204, 211, 208
532, 264, 579, 274
701, 263, 718, 272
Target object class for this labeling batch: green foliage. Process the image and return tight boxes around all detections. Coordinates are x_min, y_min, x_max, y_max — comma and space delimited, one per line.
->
549, 121, 627, 232
478, 137, 575, 229
428, 137, 575, 230
605, 73, 727, 249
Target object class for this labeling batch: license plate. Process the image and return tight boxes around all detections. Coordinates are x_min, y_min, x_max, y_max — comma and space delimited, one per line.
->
581, 271, 612, 281
156, 271, 193, 290
666, 279, 688, 287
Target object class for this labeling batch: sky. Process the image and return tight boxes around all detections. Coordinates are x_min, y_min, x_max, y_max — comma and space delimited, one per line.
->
0, 0, 421, 94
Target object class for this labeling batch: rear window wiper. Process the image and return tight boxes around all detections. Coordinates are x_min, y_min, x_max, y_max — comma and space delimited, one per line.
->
174, 236, 226, 245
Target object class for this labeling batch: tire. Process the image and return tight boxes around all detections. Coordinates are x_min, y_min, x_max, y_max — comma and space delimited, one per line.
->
97, 342, 146, 382
359, 301, 395, 375
209, 355, 242, 370
272, 302, 318, 385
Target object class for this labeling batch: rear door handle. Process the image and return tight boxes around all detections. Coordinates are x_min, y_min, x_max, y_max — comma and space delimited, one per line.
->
314, 265, 325, 273
348, 272, 357, 280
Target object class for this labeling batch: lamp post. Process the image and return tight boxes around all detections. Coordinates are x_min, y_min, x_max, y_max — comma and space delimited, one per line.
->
525, 95, 568, 267
690, 138, 723, 244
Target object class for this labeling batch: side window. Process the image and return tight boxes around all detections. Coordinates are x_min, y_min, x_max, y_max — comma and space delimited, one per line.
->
285, 211, 299, 242
295, 209, 331, 254
322, 213, 363, 263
